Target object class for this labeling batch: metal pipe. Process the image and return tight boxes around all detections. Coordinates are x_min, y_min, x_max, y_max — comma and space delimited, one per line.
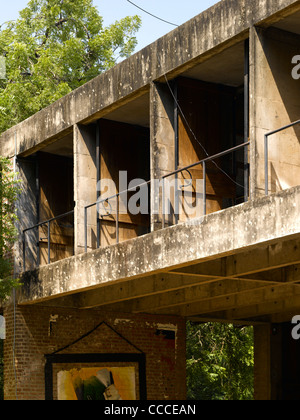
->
84, 207, 88, 253
244, 38, 250, 202
83, 142, 250, 215
37, 226, 40, 268
47, 221, 51, 265
265, 134, 269, 196
23, 210, 75, 233
266, 119, 300, 137
203, 161, 207, 216
116, 195, 120, 244
163, 142, 250, 179
22, 231, 26, 272
162, 178, 165, 229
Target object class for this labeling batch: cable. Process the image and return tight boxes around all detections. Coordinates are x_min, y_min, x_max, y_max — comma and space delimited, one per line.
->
126, 0, 179, 27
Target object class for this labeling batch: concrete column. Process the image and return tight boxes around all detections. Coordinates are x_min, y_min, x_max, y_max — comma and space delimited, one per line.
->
150, 82, 175, 231
254, 323, 284, 400
74, 124, 97, 255
15, 157, 38, 274
254, 324, 272, 400
250, 27, 300, 198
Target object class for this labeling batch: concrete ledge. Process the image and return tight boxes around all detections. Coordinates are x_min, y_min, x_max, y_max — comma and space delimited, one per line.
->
18, 186, 300, 304
1, 0, 300, 158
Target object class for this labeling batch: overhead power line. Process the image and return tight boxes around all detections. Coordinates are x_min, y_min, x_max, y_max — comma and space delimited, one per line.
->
126, 0, 179, 27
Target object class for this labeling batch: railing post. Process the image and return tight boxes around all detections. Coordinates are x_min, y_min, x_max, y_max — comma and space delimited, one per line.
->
22, 231, 26, 272
244, 38, 250, 202
96, 200, 100, 249
162, 178, 165, 229
265, 134, 269, 196
84, 206, 88, 253
36, 226, 40, 268
116, 195, 119, 244
203, 161, 207, 216
47, 221, 51, 265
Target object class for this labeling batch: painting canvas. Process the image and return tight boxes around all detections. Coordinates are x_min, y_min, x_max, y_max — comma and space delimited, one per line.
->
57, 366, 136, 400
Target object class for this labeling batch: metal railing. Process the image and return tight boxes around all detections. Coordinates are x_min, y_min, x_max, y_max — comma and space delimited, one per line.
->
21, 118, 300, 269
265, 119, 300, 195
22, 210, 74, 271
84, 142, 250, 252
22, 142, 250, 269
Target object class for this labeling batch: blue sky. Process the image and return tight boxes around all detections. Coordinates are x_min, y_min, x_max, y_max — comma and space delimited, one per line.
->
0, 0, 217, 51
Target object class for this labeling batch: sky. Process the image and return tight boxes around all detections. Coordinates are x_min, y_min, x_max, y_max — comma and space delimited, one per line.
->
0, 0, 218, 51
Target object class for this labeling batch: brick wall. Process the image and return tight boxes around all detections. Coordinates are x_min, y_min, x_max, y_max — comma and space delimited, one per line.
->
3, 304, 186, 400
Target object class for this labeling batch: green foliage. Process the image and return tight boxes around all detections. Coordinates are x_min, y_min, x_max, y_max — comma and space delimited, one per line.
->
186, 321, 254, 400
0, 157, 21, 301
0, 339, 3, 400
0, 0, 141, 134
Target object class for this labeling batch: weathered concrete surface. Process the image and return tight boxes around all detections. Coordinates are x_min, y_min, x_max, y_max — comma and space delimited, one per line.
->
1, 0, 300, 159
250, 27, 300, 198
17, 186, 300, 305
150, 82, 175, 231
74, 123, 97, 255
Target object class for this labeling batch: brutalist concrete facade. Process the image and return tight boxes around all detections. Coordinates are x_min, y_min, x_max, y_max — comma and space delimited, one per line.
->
1, 0, 300, 400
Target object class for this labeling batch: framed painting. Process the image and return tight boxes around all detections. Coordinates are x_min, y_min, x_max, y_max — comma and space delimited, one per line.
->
45, 353, 147, 401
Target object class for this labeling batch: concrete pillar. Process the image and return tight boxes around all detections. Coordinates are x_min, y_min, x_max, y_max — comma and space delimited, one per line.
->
15, 157, 38, 273
250, 27, 300, 198
150, 82, 175, 231
74, 124, 97, 255
254, 323, 286, 400
254, 324, 272, 400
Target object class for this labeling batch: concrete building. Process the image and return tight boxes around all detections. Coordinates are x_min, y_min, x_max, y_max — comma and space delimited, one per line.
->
1, 0, 300, 400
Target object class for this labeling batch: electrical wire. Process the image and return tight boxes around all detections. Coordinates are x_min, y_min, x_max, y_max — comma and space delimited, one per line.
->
126, 0, 179, 27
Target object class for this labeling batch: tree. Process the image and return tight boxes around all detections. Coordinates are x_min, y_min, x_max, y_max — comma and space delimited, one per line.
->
0, 158, 20, 301
0, 338, 3, 400
186, 322, 254, 400
0, 0, 141, 134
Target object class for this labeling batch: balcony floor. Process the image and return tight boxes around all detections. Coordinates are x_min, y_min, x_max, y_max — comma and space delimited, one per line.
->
17, 185, 300, 324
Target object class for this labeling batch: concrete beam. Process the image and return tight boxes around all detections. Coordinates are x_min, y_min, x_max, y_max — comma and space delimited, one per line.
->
102, 279, 274, 314
1, 0, 300, 158
171, 241, 300, 278
157, 283, 300, 317
103, 264, 300, 314
38, 273, 218, 309
35, 264, 294, 311
17, 185, 300, 305
227, 294, 300, 320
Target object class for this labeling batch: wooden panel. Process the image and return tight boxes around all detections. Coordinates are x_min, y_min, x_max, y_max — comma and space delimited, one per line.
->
98, 120, 150, 246
178, 168, 236, 197
38, 152, 74, 265
177, 77, 237, 216
40, 243, 74, 266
